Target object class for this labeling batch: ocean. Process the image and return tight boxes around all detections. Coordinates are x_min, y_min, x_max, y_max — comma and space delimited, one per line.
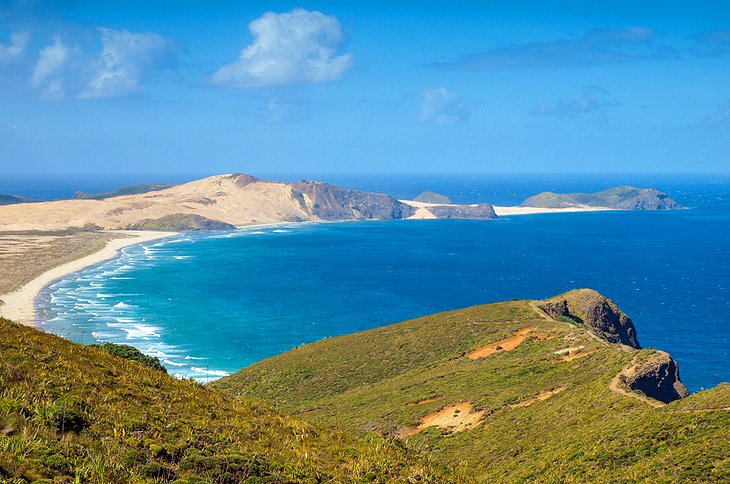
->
8, 173, 728, 391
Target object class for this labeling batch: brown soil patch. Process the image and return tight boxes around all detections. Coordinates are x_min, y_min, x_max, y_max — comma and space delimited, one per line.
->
467, 328, 550, 359
511, 386, 567, 408
407, 396, 443, 406
398, 402, 484, 437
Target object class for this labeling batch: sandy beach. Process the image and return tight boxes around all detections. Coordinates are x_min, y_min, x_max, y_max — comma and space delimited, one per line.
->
401, 199, 614, 217
492, 205, 614, 216
0, 230, 175, 326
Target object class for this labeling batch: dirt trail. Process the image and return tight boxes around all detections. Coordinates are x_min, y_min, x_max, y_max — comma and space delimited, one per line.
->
511, 386, 567, 408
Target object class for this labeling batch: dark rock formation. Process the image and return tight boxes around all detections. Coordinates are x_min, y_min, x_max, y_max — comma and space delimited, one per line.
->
127, 214, 236, 231
291, 181, 416, 221
539, 289, 641, 349
427, 204, 498, 220
624, 351, 690, 403
522, 186, 683, 210
414, 191, 453, 204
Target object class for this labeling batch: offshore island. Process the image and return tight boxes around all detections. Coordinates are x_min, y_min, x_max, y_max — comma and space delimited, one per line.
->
1, 174, 728, 482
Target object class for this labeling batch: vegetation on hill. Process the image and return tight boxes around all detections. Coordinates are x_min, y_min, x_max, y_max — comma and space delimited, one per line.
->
521, 186, 683, 210
0, 317, 458, 483
215, 290, 729, 482
127, 213, 237, 231
74, 184, 173, 200
94, 342, 168, 373
413, 191, 452, 204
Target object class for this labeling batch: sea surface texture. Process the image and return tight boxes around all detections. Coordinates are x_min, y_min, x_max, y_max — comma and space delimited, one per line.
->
26, 174, 730, 390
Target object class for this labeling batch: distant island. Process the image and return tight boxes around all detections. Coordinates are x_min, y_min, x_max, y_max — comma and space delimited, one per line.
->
522, 186, 683, 210
414, 190, 453, 204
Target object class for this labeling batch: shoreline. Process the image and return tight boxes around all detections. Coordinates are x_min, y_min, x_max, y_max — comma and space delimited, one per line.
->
400, 199, 614, 217
0, 230, 176, 326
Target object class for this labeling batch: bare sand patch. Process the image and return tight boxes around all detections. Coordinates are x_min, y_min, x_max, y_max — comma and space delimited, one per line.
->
399, 402, 484, 437
511, 386, 567, 408
466, 328, 551, 359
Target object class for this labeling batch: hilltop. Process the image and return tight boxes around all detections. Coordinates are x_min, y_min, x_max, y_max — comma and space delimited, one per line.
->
0, 316, 456, 482
521, 186, 683, 210
214, 289, 728, 482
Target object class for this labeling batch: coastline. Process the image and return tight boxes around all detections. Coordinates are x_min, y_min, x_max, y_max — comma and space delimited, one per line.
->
0, 230, 176, 326
400, 199, 614, 217
492, 205, 614, 216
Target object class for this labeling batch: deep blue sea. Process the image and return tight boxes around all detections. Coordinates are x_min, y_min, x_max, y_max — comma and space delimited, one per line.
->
6, 174, 728, 391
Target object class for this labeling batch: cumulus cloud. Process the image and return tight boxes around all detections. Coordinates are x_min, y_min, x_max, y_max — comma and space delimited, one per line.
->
31, 37, 75, 99
0, 32, 29, 64
79, 28, 177, 99
432, 28, 677, 70
31, 28, 177, 100
533, 87, 619, 116
210, 8, 353, 88
419, 88, 475, 126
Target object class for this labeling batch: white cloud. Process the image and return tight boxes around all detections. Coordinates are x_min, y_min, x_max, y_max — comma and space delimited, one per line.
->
31, 28, 177, 100
78, 28, 177, 99
419, 88, 474, 126
31, 37, 74, 99
211, 8, 353, 88
0, 32, 29, 64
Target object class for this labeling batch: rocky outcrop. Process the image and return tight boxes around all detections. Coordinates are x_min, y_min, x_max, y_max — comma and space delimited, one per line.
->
612, 189, 682, 210
414, 191, 453, 204
539, 289, 641, 349
522, 186, 683, 210
291, 181, 416, 221
127, 214, 236, 231
427, 204, 497, 220
620, 351, 690, 404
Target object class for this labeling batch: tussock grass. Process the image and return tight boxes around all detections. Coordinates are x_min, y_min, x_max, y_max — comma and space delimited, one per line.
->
0, 317, 458, 483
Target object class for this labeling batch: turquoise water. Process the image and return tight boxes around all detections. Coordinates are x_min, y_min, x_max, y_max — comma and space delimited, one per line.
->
32, 175, 730, 391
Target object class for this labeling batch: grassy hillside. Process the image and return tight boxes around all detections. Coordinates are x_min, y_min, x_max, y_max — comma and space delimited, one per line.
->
214, 291, 730, 482
0, 318, 458, 483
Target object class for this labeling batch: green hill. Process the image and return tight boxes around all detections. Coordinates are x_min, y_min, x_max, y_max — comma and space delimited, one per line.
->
73, 183, 173, 200
521, 186, 683, 210
0, 317, 456, 483
214, 290, 730, 482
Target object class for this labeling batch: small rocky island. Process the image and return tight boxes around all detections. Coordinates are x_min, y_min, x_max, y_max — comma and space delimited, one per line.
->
521, 186, 683, 210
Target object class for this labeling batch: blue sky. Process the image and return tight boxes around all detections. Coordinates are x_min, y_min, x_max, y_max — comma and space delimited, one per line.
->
1, 1, 729, 175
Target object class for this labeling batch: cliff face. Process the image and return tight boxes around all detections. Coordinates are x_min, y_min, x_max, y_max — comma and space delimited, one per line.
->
426, 203, 497, 220
620, 351, 690, 404
291, 181, 416, 221
539, 289, 641, 349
